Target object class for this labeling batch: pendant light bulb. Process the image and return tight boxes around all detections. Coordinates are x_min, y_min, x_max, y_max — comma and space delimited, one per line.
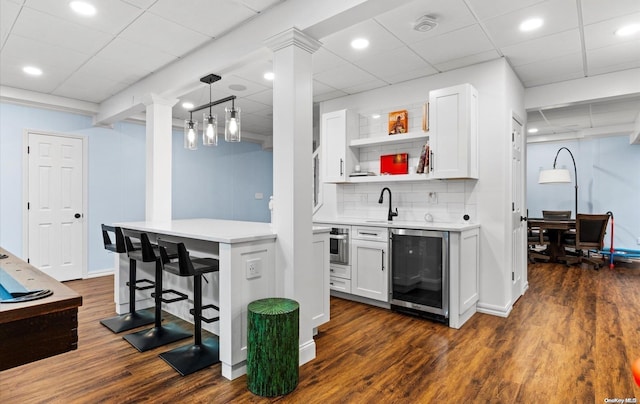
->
203, 113, 217, 146
184, 114, 198, 150
225, 103, 241, 142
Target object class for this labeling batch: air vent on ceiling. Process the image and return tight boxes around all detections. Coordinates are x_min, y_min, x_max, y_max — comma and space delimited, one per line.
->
414, 15, 438, 32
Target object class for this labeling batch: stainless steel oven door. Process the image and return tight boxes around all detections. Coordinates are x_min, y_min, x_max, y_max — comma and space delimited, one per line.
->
329, 232, 349, 265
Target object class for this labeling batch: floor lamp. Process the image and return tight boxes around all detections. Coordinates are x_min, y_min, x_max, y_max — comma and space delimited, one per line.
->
538, 146, 578, 218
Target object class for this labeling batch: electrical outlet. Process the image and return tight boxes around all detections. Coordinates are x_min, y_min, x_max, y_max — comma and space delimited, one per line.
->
427, 192, 438, 204
246, 258, 262, 279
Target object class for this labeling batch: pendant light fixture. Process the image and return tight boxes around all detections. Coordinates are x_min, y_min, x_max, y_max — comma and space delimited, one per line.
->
225, 98, 241, 142
183, 73, 240, 149
184, 112, 198, 150
201, 74, 219, 146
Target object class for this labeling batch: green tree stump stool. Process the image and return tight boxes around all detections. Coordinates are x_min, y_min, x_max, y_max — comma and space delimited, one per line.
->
247, 298, 299, 397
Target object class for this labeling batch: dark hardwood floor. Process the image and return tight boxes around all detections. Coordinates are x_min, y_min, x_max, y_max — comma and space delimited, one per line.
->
1, 261, 639, 403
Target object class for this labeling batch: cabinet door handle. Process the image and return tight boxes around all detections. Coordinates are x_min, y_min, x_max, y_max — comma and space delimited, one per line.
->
340, 158, 344, 176
430, 151, 434, 172
381, 250, 385, 271
360, 232, 378, 237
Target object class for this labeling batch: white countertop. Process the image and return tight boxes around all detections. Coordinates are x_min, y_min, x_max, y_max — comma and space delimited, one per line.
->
313, 217, 480, 231
115, 218, 277, 244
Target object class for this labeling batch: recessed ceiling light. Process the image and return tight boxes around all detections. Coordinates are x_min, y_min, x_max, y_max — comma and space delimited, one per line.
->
23, 66, 43, 76
615, 23, 640, 37
519, 18, 543, 32
350, 38, 369, 50
371, 114, 381, 119
528, 128, 539, 134
69, 1, 96, 16
182, 102, 194, 109
263, 72, 274, 81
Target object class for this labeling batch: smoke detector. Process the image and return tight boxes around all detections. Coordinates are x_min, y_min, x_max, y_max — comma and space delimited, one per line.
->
414, 15, 438, 32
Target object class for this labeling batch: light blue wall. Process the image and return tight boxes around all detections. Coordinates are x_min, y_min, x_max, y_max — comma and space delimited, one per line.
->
0, 102, 273, 275
527, 136, 640, 249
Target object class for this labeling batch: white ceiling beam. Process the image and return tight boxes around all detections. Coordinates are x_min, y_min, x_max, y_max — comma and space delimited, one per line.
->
96, 0, 409, 125
526, 123, 635, 144
0, 85, 98, 115
631, 110, 640, 145
524, 68, 640, 111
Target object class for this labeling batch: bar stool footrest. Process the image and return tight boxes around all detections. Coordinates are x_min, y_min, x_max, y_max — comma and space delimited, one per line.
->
190, 304, 219, 323
152, 289, 188, 304
126, 278, 155, 291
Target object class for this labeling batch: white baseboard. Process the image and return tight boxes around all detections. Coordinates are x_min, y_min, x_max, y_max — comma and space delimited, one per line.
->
477, 301, 512, 318
86, 268, 114, 279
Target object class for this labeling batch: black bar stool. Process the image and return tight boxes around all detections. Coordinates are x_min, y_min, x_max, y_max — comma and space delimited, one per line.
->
99, 225, 155, 333
121, 230, 192, 352
157, 240, 220, 376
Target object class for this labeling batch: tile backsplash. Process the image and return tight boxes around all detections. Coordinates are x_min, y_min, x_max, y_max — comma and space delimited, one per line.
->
337, 179, 478, 224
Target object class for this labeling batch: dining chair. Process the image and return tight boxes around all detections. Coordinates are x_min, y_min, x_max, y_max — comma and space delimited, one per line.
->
527, 220, 550, 263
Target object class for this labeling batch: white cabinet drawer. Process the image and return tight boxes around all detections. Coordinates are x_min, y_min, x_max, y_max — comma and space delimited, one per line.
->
329, 276, 351, 293
329, 264, 351, 279
352, 226, 388, 242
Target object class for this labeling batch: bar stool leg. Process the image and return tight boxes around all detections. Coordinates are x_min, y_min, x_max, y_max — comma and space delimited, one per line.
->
100, 258, 154, 333
123, 260, 192, 352
158, 274, 220, 376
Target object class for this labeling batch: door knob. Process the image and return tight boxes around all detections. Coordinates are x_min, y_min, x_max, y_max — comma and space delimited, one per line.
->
520, 216, 527, 222
74, 213, 81, 218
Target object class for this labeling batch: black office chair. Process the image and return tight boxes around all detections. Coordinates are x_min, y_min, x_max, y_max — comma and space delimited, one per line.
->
542, 210, 572, 220
99, 225, 155, 333
527, 221, 550, 263
560, 213, 609, 269
156, 240, 220, 376
121, 230, 192, 352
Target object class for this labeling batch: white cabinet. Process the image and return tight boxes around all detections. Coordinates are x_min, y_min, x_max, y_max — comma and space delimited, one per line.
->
311, 230, 330, 328
351, 226, 388, 302
321, 109, 358, 183
428, 83, 478, 179
448, 227, 480, 329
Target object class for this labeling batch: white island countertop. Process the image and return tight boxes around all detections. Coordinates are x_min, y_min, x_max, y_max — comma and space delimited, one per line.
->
313, 217, 480, 231
115, 218, 277, 244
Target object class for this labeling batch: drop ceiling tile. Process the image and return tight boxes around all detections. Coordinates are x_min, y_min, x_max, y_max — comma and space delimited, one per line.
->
352, 46, 433, 82
433, 49, 500, 72
383, 65, 438, 84
465, 0, 546, 21
580, 0, 640, 25
586, 40, 640, 75
313, 48, 349, 74
501, 29, 581, 67
0, 34, 89, 70
410, 24, 494, 65
96, 37, 177, 73
118, 12, 211, 57
11, 7, 112, 54
120, 0, 157, 9
148, 0, 255, 38
320, 19, 406, 63
1, 0, 21, 46
313, 87, 348, 103
0, 56, 70, 93
237, 0, 283, 13
342, 78, 388, 95
514, 52, 584, 87
246, 89, 273, 106
74, 56, 150, 86
53, 72, 129, 103
374, 0, 478, 44
583, 12, 640, 50
481, 0, 578, 48
313, 63, 378, 89
24, 0, 143, 35
312, 80, 341, 96
233, 59, 274, 88
219, 75, 270, 97
233, 97, 270, 114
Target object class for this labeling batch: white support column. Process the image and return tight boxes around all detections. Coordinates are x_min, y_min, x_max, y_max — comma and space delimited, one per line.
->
266, 28, 322, 365
143, 94, 178, 222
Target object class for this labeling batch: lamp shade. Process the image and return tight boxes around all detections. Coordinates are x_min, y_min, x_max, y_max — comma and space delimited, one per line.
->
184, 119, 198, 150
202, 113, 217, 146
225, 106, 241, 142
538, 168, 571, 184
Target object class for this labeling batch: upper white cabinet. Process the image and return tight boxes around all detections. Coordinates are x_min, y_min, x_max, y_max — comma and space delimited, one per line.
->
321, 109, 358, 183
428, 83, 478, 179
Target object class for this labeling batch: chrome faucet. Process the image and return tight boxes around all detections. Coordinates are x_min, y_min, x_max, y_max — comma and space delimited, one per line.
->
378, 187, 398, 221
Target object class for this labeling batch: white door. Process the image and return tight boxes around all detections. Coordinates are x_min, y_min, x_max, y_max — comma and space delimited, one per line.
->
510, 116, 526, 303
28, 133, 84, 281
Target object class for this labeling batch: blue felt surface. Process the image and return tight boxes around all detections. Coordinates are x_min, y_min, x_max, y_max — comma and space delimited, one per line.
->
0, 267, 28, 301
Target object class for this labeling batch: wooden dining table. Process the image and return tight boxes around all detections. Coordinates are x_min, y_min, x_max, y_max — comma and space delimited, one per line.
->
528, 218, 576, 262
